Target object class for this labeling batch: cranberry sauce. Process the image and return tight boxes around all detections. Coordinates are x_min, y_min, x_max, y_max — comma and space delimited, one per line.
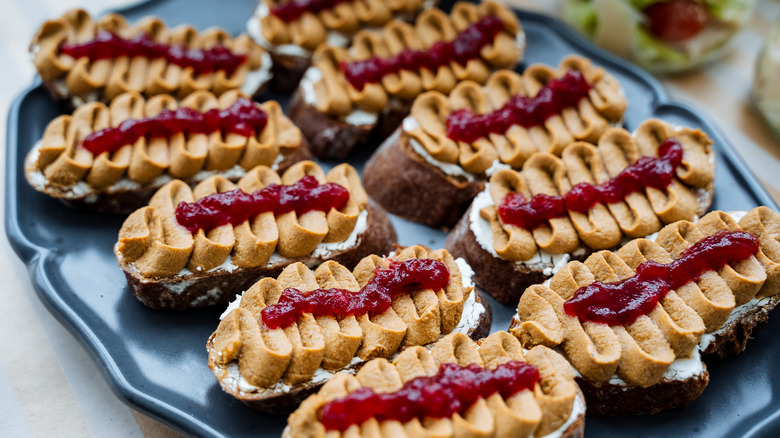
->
497, 138, 684, 231
563, 230, 760, 326
81, 98, 267, 156
270, 0, 352, 22
340, 15, 505, 91
320, 360, 540, 431
59, 30, 247, 76
446, 70, 591, 143
175, 175, 350, 233
261, 258, 450, 329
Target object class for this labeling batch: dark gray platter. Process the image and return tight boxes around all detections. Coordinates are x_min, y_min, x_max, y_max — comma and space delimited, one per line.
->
6, 0, 780, 437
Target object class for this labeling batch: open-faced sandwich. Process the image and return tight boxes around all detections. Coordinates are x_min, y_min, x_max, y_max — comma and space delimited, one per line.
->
509, 207, 780, 416
284, 331, 585, 438
115, 160, 397, 310
246, 0, 435, 92
288, 1, 525, 159
363, 55, 628, 227
445, 118, 715, 304
30, 8, 271, 108
207, 246, 492, 411
25, 90, 312, 213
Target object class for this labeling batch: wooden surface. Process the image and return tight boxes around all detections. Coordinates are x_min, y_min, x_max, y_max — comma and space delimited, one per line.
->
1, 0, 779, 436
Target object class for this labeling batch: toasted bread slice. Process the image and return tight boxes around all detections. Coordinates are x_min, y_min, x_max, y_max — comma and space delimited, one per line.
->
25, 90, 311, 214
444, 119, 715, 304
282, 332, 586, 437
31, 9, 271, 109
207, 247, 492, 412
115, 161, 397, 310
508, 207, 780, 416
288, 1, 525, 159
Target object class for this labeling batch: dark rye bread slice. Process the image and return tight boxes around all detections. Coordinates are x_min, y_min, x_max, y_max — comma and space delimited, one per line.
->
445, 203, 591, 305
117, 203, 397, 310
288, 88, 413, 160
206, 290, 493, 413
24, 141, 313, 215
699, 294, 780, 358
268, 51, 310, 93
364, 130, 485, 228
574, 372, 710, 417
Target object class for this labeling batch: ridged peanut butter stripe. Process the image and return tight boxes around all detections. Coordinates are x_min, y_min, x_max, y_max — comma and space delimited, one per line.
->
414, 8, 459, 94
483, 169, 538, 261
449, 81, 499, 174
40, 102, 107, 186
523, 346, 577, 436
86, 92, 144, 188
188, 176, 238, 271
406, 93, 459, 164
514, 154, 580, 254
392, 247, 444, 347
313, 261, 363, 369
352, 255, 408, 360
615, 239, 705, 357
117, 180, 194, 277
444, 3, 491, 85
346, 31, 391, 112
523, 63, 608, 147
513, 264, 621, 382
276, 263, 328, 385
427, 249, 468, 333
584, 251, 675, 387
129, 94, 178, 184
739, 207, 780, 297
634, 120, 714, 188
655, 221, 737, 331
310, 47, 353, 116
380, 22, 424, 101
234, 166, 281, 268
276, 162, 330, 258
33, 10, 264, 100
559, 56, 625, 122
695, 212, 767, 305
559, 142, 622, 250
600, 123, 702, 225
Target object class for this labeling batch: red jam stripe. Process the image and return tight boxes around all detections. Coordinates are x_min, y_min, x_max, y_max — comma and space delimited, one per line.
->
320, 360, 540, 431
564, 230, 760, 326
498, 138, 684, 231
261, 258, 450, 329
59, 30, 247, 76
270, 0, 352, 22
81, 98, 267, 156
446, 70, 592, 143
340, 15, 506, 91
174, 175, 350, 233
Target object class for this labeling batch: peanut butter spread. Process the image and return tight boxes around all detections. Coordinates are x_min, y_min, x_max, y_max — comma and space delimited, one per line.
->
284, 332, 579, 438
254, 0, 427, 53
405, 55, 627, 174
28, 90, 301, 194
209, 247, 473, 391
31, 9, 267, 102
479, 119, 714, 260
306, 1, 522, 117
510, 207, 780, 388
116, 161, 366, 277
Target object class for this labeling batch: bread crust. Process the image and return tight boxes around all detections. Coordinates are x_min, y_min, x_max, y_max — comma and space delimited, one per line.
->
207, 289, 493, 413
267, 51, 310, 93
117, 203, 397, 310
24, 142, 313, 215
575, 371, 709, 417
700, 294, 780, 358
364, 130, 485, 228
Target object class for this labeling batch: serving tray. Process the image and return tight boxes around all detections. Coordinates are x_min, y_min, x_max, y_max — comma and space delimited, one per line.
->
6, 0, 780, 437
